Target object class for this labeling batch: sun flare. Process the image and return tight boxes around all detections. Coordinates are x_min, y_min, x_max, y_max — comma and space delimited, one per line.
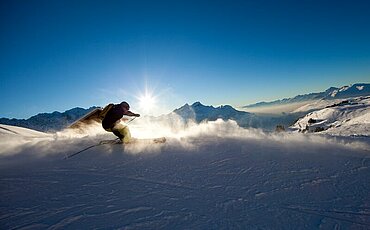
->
139, 93, 156, 111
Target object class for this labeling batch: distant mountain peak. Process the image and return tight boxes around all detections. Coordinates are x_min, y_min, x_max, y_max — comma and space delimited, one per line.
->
173, 102, 250, 125
218, 104, 235, 110
192, 101, 204, 107
326, 83, 369, 99
244, 83, 370, 108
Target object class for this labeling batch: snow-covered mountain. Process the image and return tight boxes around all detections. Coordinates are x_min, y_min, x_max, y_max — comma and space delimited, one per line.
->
325, 84, 370, 99
173, 101, 251, 123
291, 96, 370, 136
244, 83, 370, 109
170, 101, 302, 130
170, 95, 370, 135
0, 107, 98, 132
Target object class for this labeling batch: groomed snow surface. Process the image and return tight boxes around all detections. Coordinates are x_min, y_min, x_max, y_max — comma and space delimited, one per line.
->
1, 120, 370, 229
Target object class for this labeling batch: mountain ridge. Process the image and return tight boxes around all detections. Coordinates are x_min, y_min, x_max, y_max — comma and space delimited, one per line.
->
244, 83, 370, 108
173, 101, 250, 123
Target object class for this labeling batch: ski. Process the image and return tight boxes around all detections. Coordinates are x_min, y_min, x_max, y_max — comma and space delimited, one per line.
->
129, 137, 167, 144
64, 138, 120, 159
64, 137, 166, 159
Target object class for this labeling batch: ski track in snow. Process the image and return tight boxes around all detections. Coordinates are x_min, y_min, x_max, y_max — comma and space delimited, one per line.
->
0, 134, 370, 229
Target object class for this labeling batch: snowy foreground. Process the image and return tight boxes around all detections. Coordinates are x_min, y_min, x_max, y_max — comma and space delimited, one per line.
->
1, 121, 370, 229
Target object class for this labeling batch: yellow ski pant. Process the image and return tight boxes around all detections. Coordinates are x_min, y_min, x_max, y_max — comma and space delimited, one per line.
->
105, 122, 131, 143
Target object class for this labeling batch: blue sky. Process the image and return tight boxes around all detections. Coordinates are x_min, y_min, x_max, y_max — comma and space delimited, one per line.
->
1, 0, 369, 118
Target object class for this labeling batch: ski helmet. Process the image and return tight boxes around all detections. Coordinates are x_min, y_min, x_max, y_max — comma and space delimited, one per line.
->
120, 101, 130, 110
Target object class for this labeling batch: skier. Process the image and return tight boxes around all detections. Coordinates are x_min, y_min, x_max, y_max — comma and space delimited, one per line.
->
101, 101, 140, 143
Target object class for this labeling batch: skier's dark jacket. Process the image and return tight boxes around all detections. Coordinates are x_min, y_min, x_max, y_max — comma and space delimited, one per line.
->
102, 104, 135, 130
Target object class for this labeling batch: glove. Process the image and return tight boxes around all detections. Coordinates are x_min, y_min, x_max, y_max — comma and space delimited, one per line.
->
135, 114, 141, 117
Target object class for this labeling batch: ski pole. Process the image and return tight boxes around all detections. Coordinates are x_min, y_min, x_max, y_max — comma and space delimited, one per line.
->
125, 116, 137, 124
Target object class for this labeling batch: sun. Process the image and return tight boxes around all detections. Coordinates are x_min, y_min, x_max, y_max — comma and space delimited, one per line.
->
138, 92, 156, 111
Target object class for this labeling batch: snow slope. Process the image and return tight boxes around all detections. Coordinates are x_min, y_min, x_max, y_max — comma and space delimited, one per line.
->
0, 107, 98, 132
0, 124, 51, 137
292, 98, 346, 113
0, 124, 54, 156
291, 97, 370, 136
1, 120, 369, 229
